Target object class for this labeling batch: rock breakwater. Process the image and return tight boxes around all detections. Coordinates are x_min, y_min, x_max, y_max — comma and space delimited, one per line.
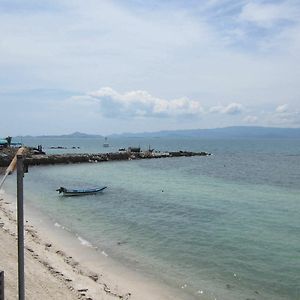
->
0, 148, 211, 168
25, 151, 210, 166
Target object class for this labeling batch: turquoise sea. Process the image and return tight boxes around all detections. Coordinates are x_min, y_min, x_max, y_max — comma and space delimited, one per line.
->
5, 137, 300, 299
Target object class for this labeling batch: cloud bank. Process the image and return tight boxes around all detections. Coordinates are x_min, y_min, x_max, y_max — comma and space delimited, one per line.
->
75, 87, 204, 118
72, 87, 247, 119
209, 103, 243, 115
68, 87, 299, 130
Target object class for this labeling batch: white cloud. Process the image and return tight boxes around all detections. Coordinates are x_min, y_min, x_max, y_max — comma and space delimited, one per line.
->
276, 104, 288, 113
243, 115, 258, 123
74, 87, 204, 118
259, 104, 300, 126
223, 103, 243, 114
239, 2, 299, 28
209, 103, 243, 115
209, 105, 223, 114
267, 111, 300, 126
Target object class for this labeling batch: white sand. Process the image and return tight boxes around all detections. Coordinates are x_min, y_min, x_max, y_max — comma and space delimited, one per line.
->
0, 191, 187, 300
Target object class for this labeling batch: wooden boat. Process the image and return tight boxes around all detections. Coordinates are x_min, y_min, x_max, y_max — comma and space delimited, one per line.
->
56, 186, 107, 196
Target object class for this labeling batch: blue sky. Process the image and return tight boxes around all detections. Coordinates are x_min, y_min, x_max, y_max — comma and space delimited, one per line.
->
0, 0, 299, 135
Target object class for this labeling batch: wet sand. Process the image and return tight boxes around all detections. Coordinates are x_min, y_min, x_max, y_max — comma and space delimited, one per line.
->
0, 191, 187, 300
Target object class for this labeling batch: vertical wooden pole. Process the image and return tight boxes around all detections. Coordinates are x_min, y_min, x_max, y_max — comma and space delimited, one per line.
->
17, 155, 25, 300
0, 270, 4, 300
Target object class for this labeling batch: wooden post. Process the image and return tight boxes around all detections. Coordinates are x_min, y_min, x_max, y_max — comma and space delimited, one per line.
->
17, 155, 25, 300
0, 270, 4, 300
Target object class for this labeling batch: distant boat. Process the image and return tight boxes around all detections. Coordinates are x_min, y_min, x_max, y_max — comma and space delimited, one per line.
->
56, 186, 107, 196
103, 137, 109, 147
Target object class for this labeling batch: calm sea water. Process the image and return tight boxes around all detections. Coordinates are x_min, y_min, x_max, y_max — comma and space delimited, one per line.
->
5, 137, 300, 299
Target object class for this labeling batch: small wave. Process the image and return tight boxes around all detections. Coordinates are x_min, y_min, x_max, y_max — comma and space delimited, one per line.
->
77, 235, 93, 248
101, 250, 108, 257
54, 222, 71, 232
54, 222, 95, 248
54, 222, 62, 228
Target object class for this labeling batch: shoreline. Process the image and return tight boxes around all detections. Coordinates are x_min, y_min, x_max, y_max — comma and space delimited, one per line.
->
0, 189, 192, 300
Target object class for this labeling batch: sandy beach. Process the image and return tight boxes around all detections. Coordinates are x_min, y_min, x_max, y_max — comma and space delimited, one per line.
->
0, 190, 185, 300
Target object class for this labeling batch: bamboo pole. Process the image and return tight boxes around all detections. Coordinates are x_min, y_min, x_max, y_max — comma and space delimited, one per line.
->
0, 147, 26, 189
17, 155, 25, 300
0, 147, 27, 300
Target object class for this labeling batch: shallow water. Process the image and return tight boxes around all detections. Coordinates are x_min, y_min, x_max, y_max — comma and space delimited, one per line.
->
5, 137, 300, 299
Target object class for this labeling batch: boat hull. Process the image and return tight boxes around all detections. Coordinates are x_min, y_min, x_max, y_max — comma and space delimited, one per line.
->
57, 186, 107, 196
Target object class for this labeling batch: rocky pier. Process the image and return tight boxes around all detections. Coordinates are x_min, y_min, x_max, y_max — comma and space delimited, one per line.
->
0, 148, 211, 168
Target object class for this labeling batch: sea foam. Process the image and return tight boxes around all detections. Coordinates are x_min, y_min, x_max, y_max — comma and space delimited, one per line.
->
77, 235, 93, 248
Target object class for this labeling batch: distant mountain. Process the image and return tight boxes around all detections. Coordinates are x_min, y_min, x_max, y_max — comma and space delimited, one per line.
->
51, 132, 103, 138
14, 132, 103, 139
13, 127, 300, 139
110, 126, 300, 139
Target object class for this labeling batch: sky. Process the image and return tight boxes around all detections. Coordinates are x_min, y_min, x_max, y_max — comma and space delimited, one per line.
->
0, 0, 299, 135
